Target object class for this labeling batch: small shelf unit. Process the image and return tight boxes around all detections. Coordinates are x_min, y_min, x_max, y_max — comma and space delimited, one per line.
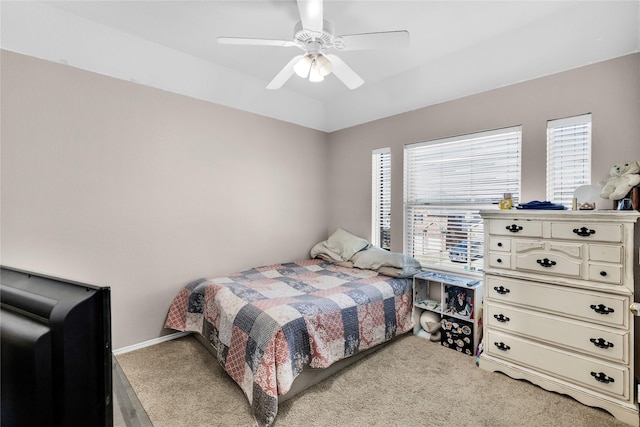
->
412, 270, 483, 355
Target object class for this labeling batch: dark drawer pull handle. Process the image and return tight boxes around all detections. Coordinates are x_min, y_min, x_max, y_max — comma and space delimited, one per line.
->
493, 314, 510, 323
573, 227, 596, 237
590, 371, 614, 384
590, 304, 614, 315
494, 342, 510, 351
590, 338, 614, 349
506, 224, 523, 233
497, 242, 503, 247
496, 258, 503, 263
536, 258, 556, 268
493, 286, 510, 295
600, 271, 607, 277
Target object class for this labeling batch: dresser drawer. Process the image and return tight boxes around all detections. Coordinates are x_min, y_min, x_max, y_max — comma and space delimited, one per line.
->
589, 245, 623, 263
512, 240, 583, 278
550, 222, 623, 243
514, 249, 582, 278
489, 238, 511, 252
485, 330, 629, 399
489, 219, 542, 237
588, 263, 622, 285
486, 302, 628, 363
485, 275, 628, 328
488, 253, 511, 269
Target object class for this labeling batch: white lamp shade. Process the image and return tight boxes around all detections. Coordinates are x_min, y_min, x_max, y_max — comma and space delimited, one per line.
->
294, 55, 312, 78
315, 54, 333, 76
308, 63, 324, 82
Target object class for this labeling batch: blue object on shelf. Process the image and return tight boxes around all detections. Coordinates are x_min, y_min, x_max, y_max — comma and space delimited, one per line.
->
516, 200, 566, 210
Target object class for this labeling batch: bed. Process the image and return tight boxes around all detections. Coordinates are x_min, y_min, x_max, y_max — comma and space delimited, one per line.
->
164, 229, 421, 426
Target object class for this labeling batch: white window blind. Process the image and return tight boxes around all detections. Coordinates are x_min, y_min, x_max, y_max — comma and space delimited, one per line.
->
372, 148, 391, 250
404, 127, 521, 273
547, 114, 592, 207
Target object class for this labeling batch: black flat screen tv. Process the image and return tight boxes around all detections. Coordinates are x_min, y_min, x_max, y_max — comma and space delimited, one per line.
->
1, 266, 112, 427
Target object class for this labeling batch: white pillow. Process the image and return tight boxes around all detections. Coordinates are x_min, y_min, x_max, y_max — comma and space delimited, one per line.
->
310, 242, 343, 262
325, 228, 371, 261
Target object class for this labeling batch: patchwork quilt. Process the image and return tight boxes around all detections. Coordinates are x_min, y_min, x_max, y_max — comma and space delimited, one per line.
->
164, 259, 414, 426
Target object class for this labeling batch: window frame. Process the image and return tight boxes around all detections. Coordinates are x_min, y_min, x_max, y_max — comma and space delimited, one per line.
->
546, 113, 592, 207
404, 126, 522, 274
372, 147, 391, 250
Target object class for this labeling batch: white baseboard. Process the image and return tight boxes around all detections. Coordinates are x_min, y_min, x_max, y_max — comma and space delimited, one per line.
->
112, 331, 191, 355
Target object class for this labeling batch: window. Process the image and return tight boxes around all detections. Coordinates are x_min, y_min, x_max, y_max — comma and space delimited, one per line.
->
547, 114, 592, 207
372, 148, 391, 250
404, 127, 522, 273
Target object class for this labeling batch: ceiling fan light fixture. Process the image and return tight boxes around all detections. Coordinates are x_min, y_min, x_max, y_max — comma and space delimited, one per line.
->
295, 54, 330, 83
316, 54, 333, 76
308, 63, 325, 82
294, 55, 312, 78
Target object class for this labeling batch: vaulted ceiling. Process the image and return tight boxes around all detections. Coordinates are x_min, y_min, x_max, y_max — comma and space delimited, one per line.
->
2, 1, 639, 132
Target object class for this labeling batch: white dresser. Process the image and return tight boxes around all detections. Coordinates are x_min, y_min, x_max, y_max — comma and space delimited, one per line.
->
479, 209, 640, 426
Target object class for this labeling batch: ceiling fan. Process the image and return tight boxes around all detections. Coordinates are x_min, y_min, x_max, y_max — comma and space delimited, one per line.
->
217, 0, 410, 90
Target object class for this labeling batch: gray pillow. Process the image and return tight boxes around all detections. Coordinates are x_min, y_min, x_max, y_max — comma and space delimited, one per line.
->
352, 247, 421, 270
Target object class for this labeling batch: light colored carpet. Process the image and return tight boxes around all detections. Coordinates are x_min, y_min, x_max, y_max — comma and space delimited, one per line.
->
116, 334, 628, 427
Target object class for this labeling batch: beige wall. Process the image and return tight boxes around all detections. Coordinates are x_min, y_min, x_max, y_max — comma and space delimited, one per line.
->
1, 50, 329, 349
327, 53, 640, 253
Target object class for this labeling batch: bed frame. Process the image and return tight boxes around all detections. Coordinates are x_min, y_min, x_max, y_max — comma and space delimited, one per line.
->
193, 332, 398, 402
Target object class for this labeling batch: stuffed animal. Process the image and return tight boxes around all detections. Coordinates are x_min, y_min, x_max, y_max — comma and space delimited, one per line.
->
599, 161, 640, 200
419, 311, 441, 342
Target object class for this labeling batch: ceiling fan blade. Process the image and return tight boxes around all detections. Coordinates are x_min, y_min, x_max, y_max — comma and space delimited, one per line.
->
297, 0, 323, 33
266, 55, 304, 90
217, 37, 297, 48
325, 54, 364, 90
335, 30, 410, 51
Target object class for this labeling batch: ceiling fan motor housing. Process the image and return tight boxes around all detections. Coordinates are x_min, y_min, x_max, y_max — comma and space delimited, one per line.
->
294, 20, 335, 53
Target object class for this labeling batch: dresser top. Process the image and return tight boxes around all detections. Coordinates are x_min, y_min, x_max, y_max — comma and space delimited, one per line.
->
480, 208, 640, 222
